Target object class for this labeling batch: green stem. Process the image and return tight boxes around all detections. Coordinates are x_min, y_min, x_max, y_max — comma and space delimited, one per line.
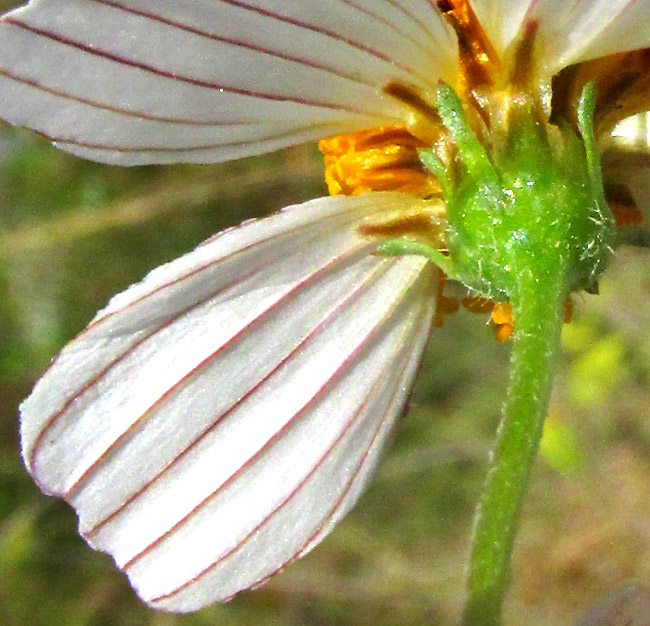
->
462, 262, 567, 626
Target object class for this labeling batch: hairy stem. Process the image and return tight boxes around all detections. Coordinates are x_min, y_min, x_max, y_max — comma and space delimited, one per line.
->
462, 261, 566, 626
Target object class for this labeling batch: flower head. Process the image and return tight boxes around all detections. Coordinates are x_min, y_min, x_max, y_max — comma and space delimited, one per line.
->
1, 0, 649, 613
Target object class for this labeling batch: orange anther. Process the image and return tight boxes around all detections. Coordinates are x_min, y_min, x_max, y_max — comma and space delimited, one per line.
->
491, 302, 514, 342
492, 298, 574, 343
319, 125, 440, 198
491, 302, 513, 325
494, 323, 515, 343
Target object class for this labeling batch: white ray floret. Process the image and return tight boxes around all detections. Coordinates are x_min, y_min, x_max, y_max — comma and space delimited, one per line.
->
533, 0, 650, 69
6, 0, 650, 615
471, 0, 650, 73
2, 1, 649, 166
0, 0, 456, 164
20, 192, 439, 611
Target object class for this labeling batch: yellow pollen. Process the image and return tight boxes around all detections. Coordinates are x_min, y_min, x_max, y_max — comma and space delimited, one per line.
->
319, 125, 441, 197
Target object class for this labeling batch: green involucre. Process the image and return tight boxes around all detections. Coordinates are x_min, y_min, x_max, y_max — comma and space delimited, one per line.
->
417, 81, 615, 302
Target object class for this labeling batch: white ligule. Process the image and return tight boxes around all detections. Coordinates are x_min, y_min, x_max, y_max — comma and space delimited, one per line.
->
0, 0, 455, 164
20, 192, 438, 611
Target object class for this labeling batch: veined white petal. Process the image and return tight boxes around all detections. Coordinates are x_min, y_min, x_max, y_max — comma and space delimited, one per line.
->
472, 0, 650, 76
0, 0, 455, 165
469, 0, 534, 58
526, 0, 650, 72
20, 192, 439, 612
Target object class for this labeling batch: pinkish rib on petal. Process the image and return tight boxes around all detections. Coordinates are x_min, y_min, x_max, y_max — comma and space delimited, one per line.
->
526, 0, 650, 72
20, 192, 439, 611
468, 0, 535, 58
471, 0, 650, 76
0, 0, 454, 164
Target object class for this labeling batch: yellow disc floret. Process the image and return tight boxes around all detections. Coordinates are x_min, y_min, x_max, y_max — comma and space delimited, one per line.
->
319, 125, 441, 198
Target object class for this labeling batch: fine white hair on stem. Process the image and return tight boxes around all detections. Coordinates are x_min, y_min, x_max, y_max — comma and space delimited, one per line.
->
6, 0, 650, 615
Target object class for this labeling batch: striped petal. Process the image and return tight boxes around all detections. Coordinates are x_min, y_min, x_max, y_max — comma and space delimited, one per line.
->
0, 0, 455, 165
469, 0, 534, 58
20, 192, 439, 612
472, 0, 650, 76
528, 0, 650, 72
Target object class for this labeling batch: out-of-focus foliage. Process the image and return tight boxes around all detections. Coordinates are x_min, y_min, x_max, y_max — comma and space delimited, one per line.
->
0, 118, 649, 625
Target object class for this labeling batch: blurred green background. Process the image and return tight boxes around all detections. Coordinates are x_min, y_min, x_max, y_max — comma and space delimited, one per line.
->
0, 4, 649, 624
